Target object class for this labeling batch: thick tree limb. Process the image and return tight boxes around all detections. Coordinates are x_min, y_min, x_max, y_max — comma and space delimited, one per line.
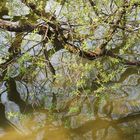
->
0, 19, 35, 32
0, 18, 140, 67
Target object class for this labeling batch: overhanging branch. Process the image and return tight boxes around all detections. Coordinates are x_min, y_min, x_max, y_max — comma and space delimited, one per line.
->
0, 18, 140, 67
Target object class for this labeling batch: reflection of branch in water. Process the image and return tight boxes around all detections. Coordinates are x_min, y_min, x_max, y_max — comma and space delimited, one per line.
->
71, 112, 140, 135
44, 49, 56, 82
51, 92, 57, 110
6, 78, 27, 112
0, 92, 28, 134
39, 112, 140, 139
114, 67, 139, 83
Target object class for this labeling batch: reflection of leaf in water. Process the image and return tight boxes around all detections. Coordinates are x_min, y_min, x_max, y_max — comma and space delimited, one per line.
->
7, 111, 17, 119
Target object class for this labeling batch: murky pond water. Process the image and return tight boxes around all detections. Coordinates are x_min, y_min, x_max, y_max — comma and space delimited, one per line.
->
0, 64, 140, 140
